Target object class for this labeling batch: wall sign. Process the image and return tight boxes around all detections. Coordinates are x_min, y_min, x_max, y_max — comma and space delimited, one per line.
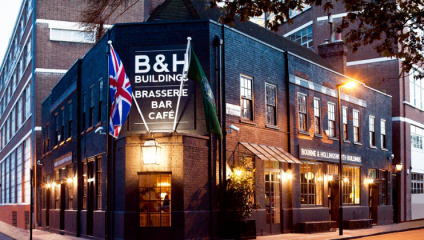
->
54, 152, 72, 169
128, 45, 195, 131
299, 146, 361, 164
226, 103, 241, 117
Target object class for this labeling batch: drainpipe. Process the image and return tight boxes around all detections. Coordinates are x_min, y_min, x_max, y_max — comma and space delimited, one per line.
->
76, 60, 82, 237
30, 0, 37, 235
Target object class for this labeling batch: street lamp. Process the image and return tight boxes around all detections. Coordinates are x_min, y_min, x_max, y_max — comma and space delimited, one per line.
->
336, 81, 356, 235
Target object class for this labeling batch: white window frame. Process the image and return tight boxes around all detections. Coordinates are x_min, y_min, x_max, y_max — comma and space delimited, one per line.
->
328, 102, 336, 137
353, 109, 360, 143
313, 98, 321, 134
369, 115, 375, 147
298, 92, 308, 132
381, 119, 387, 149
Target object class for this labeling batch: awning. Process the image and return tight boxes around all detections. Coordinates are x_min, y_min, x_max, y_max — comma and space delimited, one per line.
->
240, 142, 302, 164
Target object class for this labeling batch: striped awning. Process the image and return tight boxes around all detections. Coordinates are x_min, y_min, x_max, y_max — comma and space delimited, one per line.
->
240, 142, 302, 164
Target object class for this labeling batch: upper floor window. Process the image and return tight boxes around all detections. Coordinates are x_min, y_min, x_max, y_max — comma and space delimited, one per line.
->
25, 84, 31, 119
55, 113, 59, 145
411, 125, 424, 150
328, 102, 336, 137
287, 25, 313, 49
369, 116, 376, 147
381, 119, 387, 149
313, 98, 320, 134
409, 69, 424, 109
61, 108, 65, 141
82, 92, 86, 130
68, 102, 72, 138
342, 107, 348, 141
353, 110, 360, 142
265, 83, 276, 125
50, 29, 95, 43
240, 75, 253, 120
412, 173, 424, 194
98, 80, 103, 122
27, 0, 33, 20
25, 42, 31, 66
297, 93, 307, 131
19, 59, 23, 80
90, 86, 95, 126
20, 19, 24, 39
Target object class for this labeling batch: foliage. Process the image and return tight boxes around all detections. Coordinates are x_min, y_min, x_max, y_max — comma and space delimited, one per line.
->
208, 0, 424, 79
226, 155, 259, 220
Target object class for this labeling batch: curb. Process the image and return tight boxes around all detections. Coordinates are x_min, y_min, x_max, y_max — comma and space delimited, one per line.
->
331, 226, 424, 239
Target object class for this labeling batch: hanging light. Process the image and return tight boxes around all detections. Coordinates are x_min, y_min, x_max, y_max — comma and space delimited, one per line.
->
305, 172, 314, 180
367, 178, 374, 184
395, 162, 403, 172
142, 140, 161, 165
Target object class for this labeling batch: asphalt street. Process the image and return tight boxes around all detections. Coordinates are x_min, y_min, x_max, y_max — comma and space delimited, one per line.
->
358, 228, 424, 239
0, 233, 11, 240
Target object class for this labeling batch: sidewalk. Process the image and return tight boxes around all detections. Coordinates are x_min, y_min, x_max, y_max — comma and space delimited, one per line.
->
0, 220, 86, 240
258, 219, 424, 240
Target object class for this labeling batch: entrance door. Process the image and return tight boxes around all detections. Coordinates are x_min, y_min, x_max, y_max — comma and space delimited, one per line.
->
87, 161, 94, 236
369, 183, 378, 224
328, 181, 332, 221
265, 170, 281, 235
46, 188, 51, 227
60, 183, 65, 230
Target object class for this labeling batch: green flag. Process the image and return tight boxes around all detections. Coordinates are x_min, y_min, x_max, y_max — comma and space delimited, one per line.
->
187, 47, 223, 139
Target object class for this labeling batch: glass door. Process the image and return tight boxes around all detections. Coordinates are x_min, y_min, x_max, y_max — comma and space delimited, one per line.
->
265, 162, 281, 235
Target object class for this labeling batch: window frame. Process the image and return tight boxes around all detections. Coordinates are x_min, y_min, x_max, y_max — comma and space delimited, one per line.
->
297, 92, 308, 132
328, 102, 336, 138
240, 74, 254, 121
381, 119, 387, 149
96, 157, 102, 210
342, 165, 361, 205
313, 98, 321, 135
369, 115, 376, 147
265, 82, 277, 126
353, 109, 361, 143
300, 161, 323, 206
342, 106, 348, 141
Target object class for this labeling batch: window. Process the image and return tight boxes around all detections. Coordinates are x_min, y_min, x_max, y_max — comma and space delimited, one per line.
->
50, 29, 95, 43
287, 25, 313, 49
314, 98, 320, 134
265, 166, 280, 224
342, 166, 360, 204
83, 162, 87, 209
26, 42, 31, 66
17, 98, 22, 128
68, 103, 72, 138
300, 162, 323, 205
412, 173, 424, 194
67, 166, 73, 210
5, 157, 9, 203
90, 87, 95, 126
265, 83, 276, 125
25, 84, 31, 119
13, 74, 16, 92
24, 138, 30, 203
369, 116, 375, 147
11, 108, 15, 136
19, 59, 23, 80
328, 103, 336, 137
298, 93, 307, 131
55, 170, 60, 209
409, 69, 424, 109
6, 119, 9, 143
381, 120, 387, 149
380, 170, 388, 205
55, 113, 59, 145
82, 93, 86, 130
61, 108, 65, 142
353, 110, 360, 142
10, 153, 15, 203
139, 173, 171, 227
342, 107, 348, 140
45, 124, 49, 152
411, 125, 423, 150
1, 161, 4, 203
20, 19, 24, 39
97, 157, 102, 210
368, 169, 377, 179
240, 75, 253, 120
98, 80, 103, 122
27, 0, 32, 21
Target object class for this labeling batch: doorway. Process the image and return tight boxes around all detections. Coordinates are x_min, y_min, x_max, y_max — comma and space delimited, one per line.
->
265, 169, 281, 235
60, 183, 65, 230
46, 188, 50, 227
87, 161, 94, 236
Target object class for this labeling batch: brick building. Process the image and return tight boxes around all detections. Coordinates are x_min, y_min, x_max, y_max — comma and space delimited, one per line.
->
0, 0, 160, 230
276, 1, 423, 222
38, 0, 393, 239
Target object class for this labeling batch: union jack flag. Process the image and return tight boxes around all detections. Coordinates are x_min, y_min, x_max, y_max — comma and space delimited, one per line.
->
109, 43, 132, 138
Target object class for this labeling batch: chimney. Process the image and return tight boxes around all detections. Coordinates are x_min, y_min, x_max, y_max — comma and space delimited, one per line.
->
317, 41, 348, 74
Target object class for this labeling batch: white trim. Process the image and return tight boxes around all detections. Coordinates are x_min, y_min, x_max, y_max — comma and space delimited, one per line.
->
393, 117, 424, 129
346, 57, 397, 66
36, 19, 86, 31
404, 101, 424, 112
0, 130, 31, 164
287, 52, 392, 98
317, 12, 348, 21
34, 126, 42, 131
283, 21, 313, 37
35, 68, 68, 74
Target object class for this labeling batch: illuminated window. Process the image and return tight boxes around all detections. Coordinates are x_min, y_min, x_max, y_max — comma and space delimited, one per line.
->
139, 173, 171, 227
298, 93, 307, 131
55, 170, 60, 209
287, 25, 313, 49
50, 29, 94, 43
300, 162, 323, 206
343, 107, 348, 140
353, 110, 360, 142
342, 166, 360, 204
67, 166, 73, 210
83, 162, 87, 209
314, 98, 321, 134
96, 157, 102, 210
265, 160, 280, 224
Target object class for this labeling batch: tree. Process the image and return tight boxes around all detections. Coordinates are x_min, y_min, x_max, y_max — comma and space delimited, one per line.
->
208, 0, 424, 79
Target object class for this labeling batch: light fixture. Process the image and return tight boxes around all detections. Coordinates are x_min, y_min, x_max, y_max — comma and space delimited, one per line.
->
305, 172, 314, 180
287, 173, 293, 179
396, 162, 403, 172
52, 182, 57, 188
338, 81, 356, 89
67, 178, 73, 184
343, 177, 348, 183
87, 178, 95, 183
328, 175, 334, 181
142, 140, 161, 165
234, 169, 243, 177
46, 183, 51, 188
368, 178, 374, 184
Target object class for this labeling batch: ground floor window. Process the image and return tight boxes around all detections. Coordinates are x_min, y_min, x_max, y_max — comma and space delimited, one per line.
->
139, 173, 171, 227
300, 162, 323, 206
343, 166, 360, 204
412, 173, 424, 194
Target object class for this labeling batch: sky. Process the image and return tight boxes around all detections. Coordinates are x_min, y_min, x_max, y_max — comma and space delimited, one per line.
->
0, 0, 23, 66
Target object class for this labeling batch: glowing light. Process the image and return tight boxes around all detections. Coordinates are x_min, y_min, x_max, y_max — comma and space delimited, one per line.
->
157, 182, 170, 187
161, 193, 167, 200
368, 179, 374, 184
343, 177, 348, 183
87, 178, 94, 183
46, 184, 51, 188
304, 172, 314, 180
67, 178, 73, 184
142, 140, 161, 165
342, 81, 356, 89
235, 169, 243, 177
396, 162, 403, 172
52, 182, 57, 188
287, 173, 293, 179
327, 175, 333, 181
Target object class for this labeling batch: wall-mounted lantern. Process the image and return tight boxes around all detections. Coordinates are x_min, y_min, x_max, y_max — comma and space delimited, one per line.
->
142, 140, 161, 165
395, 162, 403, 172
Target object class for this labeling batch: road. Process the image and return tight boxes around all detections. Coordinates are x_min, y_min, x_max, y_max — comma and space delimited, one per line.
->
358, 229, 424, 239
0, 233, 11, 240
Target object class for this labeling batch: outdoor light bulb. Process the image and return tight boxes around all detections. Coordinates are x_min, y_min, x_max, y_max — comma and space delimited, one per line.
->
343, 81, 356, 89
52, 182, 56, 187
368, 179, 374, 184
328, 175, 333, 181
305, 172, 314, 180
67, 178, 72, 183
396, 162, 403, 172
343, 177, 348, 183
235, 169, 243, 176
287, 173, 293, 179
46, 183, 51, 188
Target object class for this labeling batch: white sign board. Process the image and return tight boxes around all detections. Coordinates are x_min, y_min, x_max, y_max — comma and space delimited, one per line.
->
226, 103, 241, 117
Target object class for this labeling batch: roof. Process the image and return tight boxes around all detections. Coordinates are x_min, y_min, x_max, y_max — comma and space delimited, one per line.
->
240, 142, 302, 164
148, 0, 336, 70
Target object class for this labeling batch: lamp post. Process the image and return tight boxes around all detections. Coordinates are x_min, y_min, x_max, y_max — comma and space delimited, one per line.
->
336, 81, 356, 235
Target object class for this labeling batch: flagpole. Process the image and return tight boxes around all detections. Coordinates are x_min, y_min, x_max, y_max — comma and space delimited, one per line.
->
106, 39, 112, 240
172, 37, 191, 132
131, 93, 150, 132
